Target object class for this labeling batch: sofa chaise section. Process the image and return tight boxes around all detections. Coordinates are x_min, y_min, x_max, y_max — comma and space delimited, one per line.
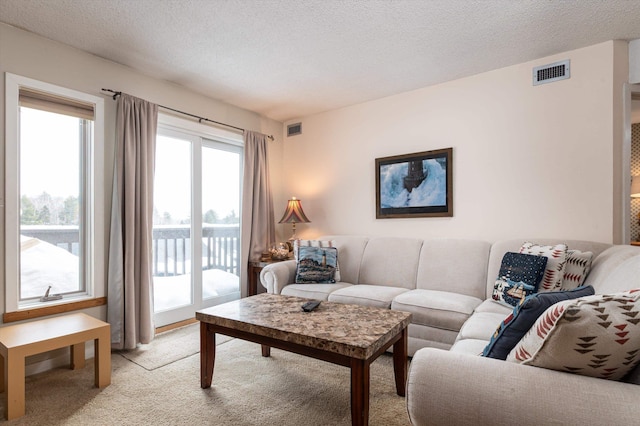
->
408, 245, 640, 426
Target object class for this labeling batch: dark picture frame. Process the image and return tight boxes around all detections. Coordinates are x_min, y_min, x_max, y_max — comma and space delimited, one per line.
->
375, 147, 453, 219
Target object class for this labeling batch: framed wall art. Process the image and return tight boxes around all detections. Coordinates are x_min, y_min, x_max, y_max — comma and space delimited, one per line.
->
375, 147, 453, 218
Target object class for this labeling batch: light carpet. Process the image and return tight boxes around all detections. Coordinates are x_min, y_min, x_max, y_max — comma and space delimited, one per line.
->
2, 337, 410, 425
118, 323, 232, 371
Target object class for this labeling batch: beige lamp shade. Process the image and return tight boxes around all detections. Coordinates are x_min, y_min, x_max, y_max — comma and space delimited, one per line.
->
278, 197, 310, 240
278, 197, 311, 224
632, 175, 640, 198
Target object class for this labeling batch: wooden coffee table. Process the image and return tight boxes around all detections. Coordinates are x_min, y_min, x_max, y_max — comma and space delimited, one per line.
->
196, 293, 411, 426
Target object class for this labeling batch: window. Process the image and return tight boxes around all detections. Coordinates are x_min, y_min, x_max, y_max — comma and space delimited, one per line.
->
4, 73, 105, 311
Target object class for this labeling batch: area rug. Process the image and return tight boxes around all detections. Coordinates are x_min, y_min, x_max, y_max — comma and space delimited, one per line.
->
117, 323, 233, 370
4, 338, 411, 425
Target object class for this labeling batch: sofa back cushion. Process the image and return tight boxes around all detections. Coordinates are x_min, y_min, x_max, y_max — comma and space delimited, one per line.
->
358, 237, 423, 289
320, 235, 369, 284
486, 239, 611, 299
584, 245, 640, 293
416, 239, 491, 299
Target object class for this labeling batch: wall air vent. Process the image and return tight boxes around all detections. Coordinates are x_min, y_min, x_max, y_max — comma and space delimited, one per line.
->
533, 60, 570, 86
287, 122, 302, 137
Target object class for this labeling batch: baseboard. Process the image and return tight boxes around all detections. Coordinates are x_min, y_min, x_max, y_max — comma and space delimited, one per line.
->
156, 318, 198, 334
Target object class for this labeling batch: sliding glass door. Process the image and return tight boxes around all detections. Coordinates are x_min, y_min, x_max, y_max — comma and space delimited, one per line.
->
153, 124, 242, 327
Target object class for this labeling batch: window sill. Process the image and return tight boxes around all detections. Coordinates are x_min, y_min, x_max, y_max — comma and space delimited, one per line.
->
3, 297, 107, 323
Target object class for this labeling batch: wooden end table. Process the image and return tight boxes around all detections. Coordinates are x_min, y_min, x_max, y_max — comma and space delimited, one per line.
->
247, 258, 289, 296
0, 313, 111, 419
196, 294, 411, 426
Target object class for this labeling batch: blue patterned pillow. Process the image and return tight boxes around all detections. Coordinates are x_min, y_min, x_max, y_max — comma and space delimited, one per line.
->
295, 246, 338, 284
491, 252, 548, 307
483, 285, 595, 360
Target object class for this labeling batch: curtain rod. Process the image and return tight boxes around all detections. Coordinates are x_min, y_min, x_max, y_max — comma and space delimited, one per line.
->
100, 88, 274, 140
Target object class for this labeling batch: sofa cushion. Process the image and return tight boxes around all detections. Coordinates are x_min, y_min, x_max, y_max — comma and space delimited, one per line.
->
483, 285, 595, 360
295, 246, 338, 283
392, 289, 482, 332
455, 311, 508, 342
407, 323, 459, 351
560, 250, 593, 290
294, 239, 341, 281
491, 252, 548, 307
473, 299, 514, 315
507, 289, 640, 380
358, 237, 423, 289
450, 338, 489, 355
588, 249, 640, 294
281, 283, 353, 301
328, 285, 409, 309
519, 242, 568, 292
319, 236, 369, 285
415, 239, 491, 299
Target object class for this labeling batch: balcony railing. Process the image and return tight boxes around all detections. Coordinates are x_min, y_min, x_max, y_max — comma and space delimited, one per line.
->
20, 223, 240, 277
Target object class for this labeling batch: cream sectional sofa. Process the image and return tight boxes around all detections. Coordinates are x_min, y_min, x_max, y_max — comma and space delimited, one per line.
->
260, 236, 640, 425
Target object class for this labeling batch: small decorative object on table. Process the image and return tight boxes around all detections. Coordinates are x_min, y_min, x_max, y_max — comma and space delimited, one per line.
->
269, 242, 290, 260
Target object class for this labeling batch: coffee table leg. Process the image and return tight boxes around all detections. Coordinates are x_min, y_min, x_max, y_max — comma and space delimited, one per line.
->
200, 322, 216, 388
350, 358, 370, 426
261, 345, 271, 357
392, 327, 408, 396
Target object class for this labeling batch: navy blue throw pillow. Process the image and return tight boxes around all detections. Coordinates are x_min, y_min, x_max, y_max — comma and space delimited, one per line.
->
492, 252, 548, 307
498, 252, 548, 289
483, 285, 595, 360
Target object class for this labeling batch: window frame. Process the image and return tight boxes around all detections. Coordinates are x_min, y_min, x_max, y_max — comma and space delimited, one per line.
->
4, 73, 105, 312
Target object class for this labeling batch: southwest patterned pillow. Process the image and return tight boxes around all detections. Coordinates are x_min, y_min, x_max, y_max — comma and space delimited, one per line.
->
295, 246, 338, 284
519, 242, 568, 292
507, 289, 640, 380
294, 239, 341, 281
491, 252, 548, 307
560, 250, 593, 290
483, 285, 595, 360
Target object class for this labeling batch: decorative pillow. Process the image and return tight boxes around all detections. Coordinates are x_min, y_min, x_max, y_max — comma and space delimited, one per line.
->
295, 246, 338, 284
519, 242, 568, 292
560, 250, 594, 290
493, 279, 536, 307
491, 252, 548, 307
483, 285, 595, 360
294, 239, 341, 281
507, 289, 640, 380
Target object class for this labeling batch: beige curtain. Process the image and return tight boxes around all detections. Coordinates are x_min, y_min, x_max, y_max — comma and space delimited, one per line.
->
240, 131, 275, 297
107, 93, 158, 350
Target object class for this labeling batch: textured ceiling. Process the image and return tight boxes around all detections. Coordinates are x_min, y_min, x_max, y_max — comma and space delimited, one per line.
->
1, 0, 640, 122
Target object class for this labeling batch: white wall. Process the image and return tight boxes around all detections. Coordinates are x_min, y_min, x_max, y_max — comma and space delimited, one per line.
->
278, 41, 628, 244
630, 39, 640, 84
0, 23, 284, 324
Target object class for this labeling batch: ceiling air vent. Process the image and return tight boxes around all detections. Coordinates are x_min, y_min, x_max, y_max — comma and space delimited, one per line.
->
287, 122, 302, 137
533, 60, 570, 86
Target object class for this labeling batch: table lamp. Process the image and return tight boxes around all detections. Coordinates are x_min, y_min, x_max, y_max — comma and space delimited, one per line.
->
278, 197, 310, 241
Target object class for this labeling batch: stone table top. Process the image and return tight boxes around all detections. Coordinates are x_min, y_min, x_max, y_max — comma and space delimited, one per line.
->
196, 293, 411, 359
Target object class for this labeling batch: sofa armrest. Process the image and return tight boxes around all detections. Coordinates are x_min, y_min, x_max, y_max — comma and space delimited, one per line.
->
259, 260, 297, 294
407, 348, 639, 426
